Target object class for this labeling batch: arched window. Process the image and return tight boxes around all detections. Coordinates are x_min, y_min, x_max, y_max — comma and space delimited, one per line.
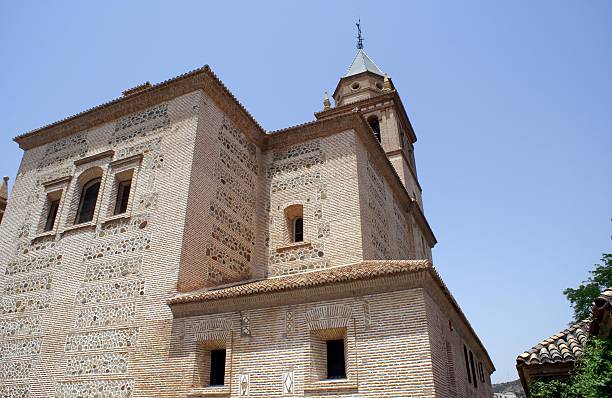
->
367, 116, 381, 143
293, 217, 304, 243
285, 204, 304, 243
75, 178, 101, 224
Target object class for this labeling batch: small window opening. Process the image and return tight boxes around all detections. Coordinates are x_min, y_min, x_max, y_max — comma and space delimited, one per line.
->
326, 339, 346, 379
367, 116, 381, 143
43, 197, 61, 232
75, 178, 101, 224
114, 180, 132, 215
293, 217, 303, 242
463, 345, 472, 384
469, 350, 478, 388
209, 349, 226, 386
285, 204, 304, 243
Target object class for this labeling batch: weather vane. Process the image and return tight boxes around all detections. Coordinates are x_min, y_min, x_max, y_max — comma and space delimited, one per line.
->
356, 19, 364, 49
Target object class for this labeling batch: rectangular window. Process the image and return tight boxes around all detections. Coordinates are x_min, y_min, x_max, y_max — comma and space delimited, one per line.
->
114, 179, 132, 215
463, 345, 472, 384
469, 350, 478, 388
44, 199, 60, 232
209, 349, 226, 386
326, 339, 346, 379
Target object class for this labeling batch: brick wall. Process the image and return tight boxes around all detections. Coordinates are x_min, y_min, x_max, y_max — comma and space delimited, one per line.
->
172, 288, 438, 397
0, 91, 202, 397
265, 131, 363, 277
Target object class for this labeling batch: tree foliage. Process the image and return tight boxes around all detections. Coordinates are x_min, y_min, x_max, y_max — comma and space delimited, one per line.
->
528, 253, 612, 397
528, 337, 612, 398
563, 254, 612, 322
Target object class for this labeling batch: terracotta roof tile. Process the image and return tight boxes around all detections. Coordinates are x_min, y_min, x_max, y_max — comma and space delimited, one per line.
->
168, 259, 494, 370
168, 260, 431, 304
517, 320, 590, 366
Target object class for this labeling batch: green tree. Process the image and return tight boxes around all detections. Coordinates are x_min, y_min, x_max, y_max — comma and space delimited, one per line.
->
563, 254, 612, 322
528, 253, 612, 398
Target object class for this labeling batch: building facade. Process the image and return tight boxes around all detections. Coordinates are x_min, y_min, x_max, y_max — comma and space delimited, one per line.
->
0, 48, 494, 397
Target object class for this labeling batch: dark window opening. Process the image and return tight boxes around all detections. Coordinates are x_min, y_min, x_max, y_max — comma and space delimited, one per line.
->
75, 178, 101, 224
368, 116, 381, 143
114, 180, 132, 215
44, 199, 60, 232
293, 217, 303, 242
469, 350, 478, 388
326, 339, 346, 379
463, 345, 471, 384
209, 349, 226, 386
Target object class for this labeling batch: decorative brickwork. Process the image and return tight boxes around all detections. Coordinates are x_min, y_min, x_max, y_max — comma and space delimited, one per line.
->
116, 137, 162, 160
65, 353, 129, 376
75, 278, 145, 304
192, 319, 233, 341
305, 304, 352, 330
64, 328, 139, 352
55, 379, 134, 398
0, 316, 42, 338
0, 360, 32, 381
366, 158, 391, 259
38, 134, 88, 169
271, 171, 320, 193
84, 256, 142, 282
74, 303, 136, 328
0, 292, 51, 315
0, 384, 29, 398
96, 214, 149, 239
269, 243, 325, 264
83, 234, 151, 260
0, 338, 41, 358
3, 273, 52, 295
5, 253, 62, 276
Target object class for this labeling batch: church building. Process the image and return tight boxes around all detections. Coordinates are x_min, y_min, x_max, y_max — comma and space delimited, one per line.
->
0, 41, 494, 397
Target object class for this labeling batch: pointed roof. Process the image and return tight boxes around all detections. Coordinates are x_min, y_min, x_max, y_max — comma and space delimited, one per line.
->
0, 176, 8, 200
344, 49, 384, 77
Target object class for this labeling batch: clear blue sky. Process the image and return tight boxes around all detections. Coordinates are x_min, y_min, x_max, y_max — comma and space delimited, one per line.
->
1, 1, 610, 383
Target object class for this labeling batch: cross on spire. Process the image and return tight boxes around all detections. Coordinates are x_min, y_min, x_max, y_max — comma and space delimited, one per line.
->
356, 19, 364, 49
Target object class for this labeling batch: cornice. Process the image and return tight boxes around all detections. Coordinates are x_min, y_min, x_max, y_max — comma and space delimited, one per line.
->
14, 66, 266, 150
316, 90, 417, 144
167, 259, 491, 367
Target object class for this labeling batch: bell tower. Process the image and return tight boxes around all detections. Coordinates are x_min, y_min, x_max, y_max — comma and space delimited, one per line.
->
315, 24, 424, 208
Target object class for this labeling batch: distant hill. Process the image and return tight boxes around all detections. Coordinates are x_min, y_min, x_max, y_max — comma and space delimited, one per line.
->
492, 379, 526, 398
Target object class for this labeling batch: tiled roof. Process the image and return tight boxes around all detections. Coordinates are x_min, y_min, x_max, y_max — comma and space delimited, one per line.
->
168, 260, 431, 304
168, 259, 495, 369
516, 320, 590, 366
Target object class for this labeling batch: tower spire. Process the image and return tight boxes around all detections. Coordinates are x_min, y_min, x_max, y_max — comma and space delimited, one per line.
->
356, 19, 364, 49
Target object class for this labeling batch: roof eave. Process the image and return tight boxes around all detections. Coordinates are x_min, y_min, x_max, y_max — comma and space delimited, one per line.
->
13, 65, 266, 150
